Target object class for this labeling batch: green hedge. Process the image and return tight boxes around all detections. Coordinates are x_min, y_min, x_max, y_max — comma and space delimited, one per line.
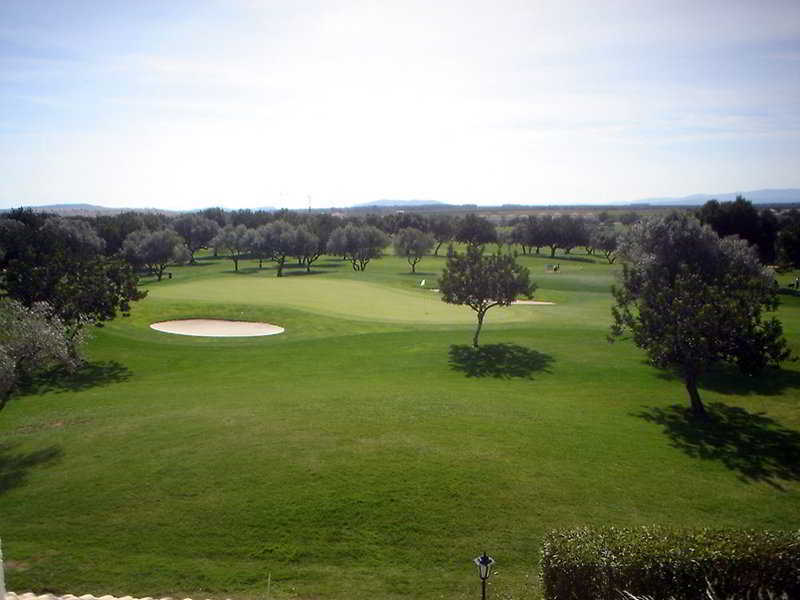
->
540, 526, 800, 600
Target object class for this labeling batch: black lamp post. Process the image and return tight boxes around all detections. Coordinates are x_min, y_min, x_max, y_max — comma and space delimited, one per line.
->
473, 552, 495, 600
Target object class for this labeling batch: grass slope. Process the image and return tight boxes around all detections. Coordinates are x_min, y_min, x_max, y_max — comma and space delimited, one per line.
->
2, 251, 799, 600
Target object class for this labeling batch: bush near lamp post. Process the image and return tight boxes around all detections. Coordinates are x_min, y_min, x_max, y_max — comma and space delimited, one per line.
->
540, 526, 800, 600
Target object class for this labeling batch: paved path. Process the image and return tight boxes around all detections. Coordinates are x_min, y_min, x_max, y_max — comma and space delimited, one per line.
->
5, 593, 227, 600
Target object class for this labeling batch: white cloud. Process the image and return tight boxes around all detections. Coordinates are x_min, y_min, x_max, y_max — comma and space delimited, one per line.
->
1, 0, 799, 208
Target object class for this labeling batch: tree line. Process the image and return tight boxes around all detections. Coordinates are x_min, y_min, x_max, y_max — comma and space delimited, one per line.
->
2, 197, 798, 416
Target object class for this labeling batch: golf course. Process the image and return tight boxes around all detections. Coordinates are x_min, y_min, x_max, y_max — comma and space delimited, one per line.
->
2, 248, 799, 600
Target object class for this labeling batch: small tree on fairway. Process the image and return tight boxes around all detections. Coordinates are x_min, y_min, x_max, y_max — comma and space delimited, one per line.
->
591, 226, 620, 264
439, 246, 535, 347
172, 215, 220, 263
393, 227, 435, 273
292, 225, 321, 272
427, 214, 455, 255
261, 220, 296, 277
211, 224, 251, 272
609, 213, 792, 417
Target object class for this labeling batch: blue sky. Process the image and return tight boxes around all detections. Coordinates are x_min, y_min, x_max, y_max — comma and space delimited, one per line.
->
1, 0, 799, 210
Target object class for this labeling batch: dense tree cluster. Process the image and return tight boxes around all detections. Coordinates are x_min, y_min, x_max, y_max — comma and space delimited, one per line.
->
510, 214, 594, 257
697, 196, 779, 263
0, 209, 145, 327
326, 224, 389, 271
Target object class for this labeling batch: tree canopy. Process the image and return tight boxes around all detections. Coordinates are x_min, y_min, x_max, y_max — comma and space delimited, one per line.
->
697, 196, 778, 263
172, 215, 221, 263
121, 229, 189, 281
609, 212, 792, 417
248, 221, 296, 276
0, 299, 85, 412
393, 227, 435, 273
440, 245, 535, 347
454, 214, 497, 248
326, 224, 389, 271
0, 211, 145, 327
211, 224, 251, 272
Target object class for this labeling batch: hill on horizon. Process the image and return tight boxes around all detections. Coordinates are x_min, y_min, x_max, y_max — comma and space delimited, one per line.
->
639, 188, 800, 205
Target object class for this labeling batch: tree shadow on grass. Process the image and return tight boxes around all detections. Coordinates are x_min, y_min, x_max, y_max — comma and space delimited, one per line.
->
633, 403, 800, 490
654, 365, 800, 397
449, 344, 554, 379
282, 269, 323, 277
0, 443, 63, 495
778, 286, 800, 297
22, 360, 132, 396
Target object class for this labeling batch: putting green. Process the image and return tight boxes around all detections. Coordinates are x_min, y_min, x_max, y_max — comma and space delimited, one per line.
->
146, 275, 555, 324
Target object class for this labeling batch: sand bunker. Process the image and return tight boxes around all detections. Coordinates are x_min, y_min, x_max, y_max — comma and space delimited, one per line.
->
512, 300, 555, 305
150, 319, 284, 337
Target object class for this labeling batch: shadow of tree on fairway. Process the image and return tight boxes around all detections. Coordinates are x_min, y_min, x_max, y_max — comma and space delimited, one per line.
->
0, 443, 63, 495
634, 403, 800, 489
655, 365, 800, 397
23, 360, 132, 396
449, 344, 554, 379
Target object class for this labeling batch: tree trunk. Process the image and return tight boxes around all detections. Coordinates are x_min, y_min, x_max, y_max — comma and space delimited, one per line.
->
277, 258, 284, 277
685, 374, 707, 418
473, 310, 485, 347
411, 260, 416, 273
550, 246, 557, 257
233, 257, 239, 272
434, 242, 443, 256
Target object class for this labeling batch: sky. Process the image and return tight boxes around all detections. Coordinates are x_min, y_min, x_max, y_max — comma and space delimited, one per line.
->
1, 0, 799, 211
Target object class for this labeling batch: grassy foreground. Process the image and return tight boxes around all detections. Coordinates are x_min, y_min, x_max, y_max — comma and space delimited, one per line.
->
2, 250, 799, 600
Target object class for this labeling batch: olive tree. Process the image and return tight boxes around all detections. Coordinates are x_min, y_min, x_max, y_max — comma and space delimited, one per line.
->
211, 224, 251, 272
326, 224, 389, 271
0, 299, 85, 412
427, 215, 455, 255
393, 227, 435, 273
609, 213, 792, 417
122, 229, 189, 281
255, 220, 296, 277
454, 214, 497, 248
590, 226, 620, 264
292, 225, 321, 272
440, 246, 535, 347
172, 215, 220, 263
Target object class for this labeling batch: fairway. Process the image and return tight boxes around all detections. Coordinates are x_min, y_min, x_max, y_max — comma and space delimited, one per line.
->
3, 251, 799, 600
147, 271, 550, 325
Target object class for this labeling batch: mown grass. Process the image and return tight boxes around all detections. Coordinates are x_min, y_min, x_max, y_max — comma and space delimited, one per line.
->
2, 250, 799, 600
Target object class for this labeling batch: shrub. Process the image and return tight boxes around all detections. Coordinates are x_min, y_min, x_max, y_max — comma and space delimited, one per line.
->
540, 526, 800, 600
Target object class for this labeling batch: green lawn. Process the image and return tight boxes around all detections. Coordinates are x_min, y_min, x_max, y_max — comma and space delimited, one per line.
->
2, 250, 799, 600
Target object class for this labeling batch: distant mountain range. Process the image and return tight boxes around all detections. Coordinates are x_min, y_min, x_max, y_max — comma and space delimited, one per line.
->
638, 188, 800, 206
3, 189, 798, 215
352, 199, 448, 208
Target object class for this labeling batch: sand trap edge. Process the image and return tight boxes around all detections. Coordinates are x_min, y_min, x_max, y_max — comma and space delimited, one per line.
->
512, 300, 556, 305
150, 319, 285, 337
